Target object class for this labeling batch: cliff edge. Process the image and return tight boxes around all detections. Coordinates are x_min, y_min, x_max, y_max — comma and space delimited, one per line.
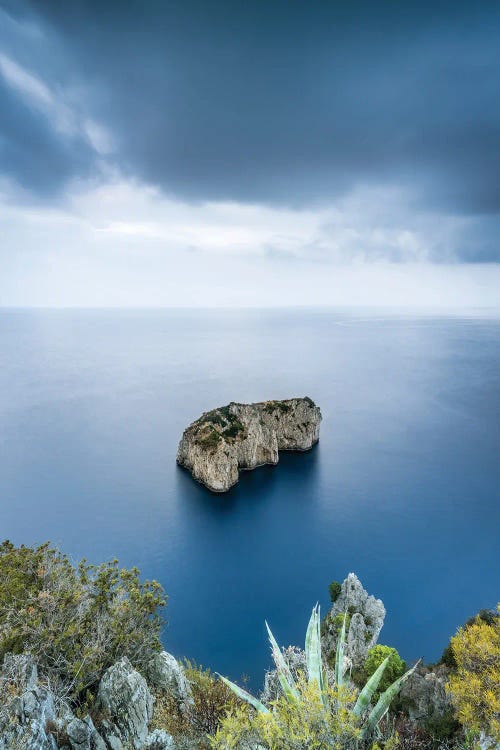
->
176, 397, 322, 492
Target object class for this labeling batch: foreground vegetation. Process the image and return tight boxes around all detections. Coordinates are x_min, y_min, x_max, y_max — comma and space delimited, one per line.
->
0, 540, 166, 705
213, 605, 419, 749
447, 606, 500, 744
0, 541, 498, 749
152, 661, 244, 749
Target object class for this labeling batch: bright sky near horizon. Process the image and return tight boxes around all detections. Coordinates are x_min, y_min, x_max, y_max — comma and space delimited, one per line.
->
1, 1, 500, 308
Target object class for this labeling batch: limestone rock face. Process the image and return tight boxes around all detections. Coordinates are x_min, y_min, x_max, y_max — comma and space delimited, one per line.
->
97, 658, 153, 750
0, 654, 57, 750
2, 652, 38, 691
143, 729, 174, 749
146, 651, 192, 709
64, 715, 108, 750
0, 653, 177, 750
322, 573, 386, 669
177, 397, 322, 492
399, 664, 454, 723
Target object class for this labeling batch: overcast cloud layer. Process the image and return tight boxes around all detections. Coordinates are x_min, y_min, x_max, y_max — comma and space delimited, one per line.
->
1, 0, 499, 306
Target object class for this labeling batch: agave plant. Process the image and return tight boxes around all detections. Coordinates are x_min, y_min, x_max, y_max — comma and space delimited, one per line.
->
219, 604, 419, 740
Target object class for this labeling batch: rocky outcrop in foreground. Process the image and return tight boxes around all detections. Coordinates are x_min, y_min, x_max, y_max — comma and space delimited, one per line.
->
322, 573, 386, 670
0, 651, 191, 750
0, 579, 463, 749
398, 662, 454, 725
264, 573, 455, 737
177, 397, 322, 492
262, 574, 385, 701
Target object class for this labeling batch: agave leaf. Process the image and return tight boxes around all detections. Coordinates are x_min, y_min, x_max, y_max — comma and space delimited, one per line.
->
305, 604, 323, 688
334, 612, 348, 687
353, 656, 390, 717
361, 660, 421, 738
266, 621, 300, 703
217, 674, 270, 714
305, 604, 328, 707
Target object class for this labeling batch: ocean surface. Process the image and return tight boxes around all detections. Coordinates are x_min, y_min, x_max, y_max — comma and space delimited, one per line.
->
1, 308, 499, 688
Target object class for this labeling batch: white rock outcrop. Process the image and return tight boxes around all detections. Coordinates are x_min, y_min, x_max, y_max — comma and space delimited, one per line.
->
322, 573, 386, 669
177, 397, 322, 492
97, 658, 153, 750
398, 664, 454, 723
146, 651, 193, 710
0, 654, 57, 750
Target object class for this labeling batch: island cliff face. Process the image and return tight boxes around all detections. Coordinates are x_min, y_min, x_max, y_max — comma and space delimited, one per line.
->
176, 397, 322, 492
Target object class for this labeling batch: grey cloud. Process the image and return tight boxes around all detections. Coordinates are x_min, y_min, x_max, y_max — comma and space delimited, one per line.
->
1, 0, 500, 261
0, 76, 97, 196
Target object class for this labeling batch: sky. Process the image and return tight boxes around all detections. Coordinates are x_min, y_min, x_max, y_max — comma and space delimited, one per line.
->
1, 0, 499, 308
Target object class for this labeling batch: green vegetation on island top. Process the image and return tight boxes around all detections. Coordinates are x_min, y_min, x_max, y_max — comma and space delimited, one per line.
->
188, 397, 318, 450
192, 405, 246, 448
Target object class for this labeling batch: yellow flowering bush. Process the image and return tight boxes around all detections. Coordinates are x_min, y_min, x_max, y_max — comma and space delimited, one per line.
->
213, 605, 417, 749
446, 604, 500, 743
211, 678, 360, 750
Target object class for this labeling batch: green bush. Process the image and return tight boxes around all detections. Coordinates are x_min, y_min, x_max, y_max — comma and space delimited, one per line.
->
329, 580, 341, 603
222, 418, 245, 440
193, 407, 245, 447
331, 612, 351, 636
439, 642, 457, 669
446, 604, 500, 743
423, 709, 461, 741
197, 429, 222, 449
211, 679, 360, 750
0, 540, 166, 705
355, 645, 406, 700
215, 606, 418, 749
263, 400, 291, 414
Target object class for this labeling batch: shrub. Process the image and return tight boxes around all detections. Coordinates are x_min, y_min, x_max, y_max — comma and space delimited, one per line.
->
465, 608, 500, 629
212, 679, 360, 750
193, 407, 245, 445
439, 608, 499, 671
0, 540, 166, 705
446, 604, 500, 744
222, 418, 245, 440
439, 642, 457, 669
391, 715, 439, 750
263, 400, 292, 415
355, 646, 406, 700
197, 429, 222, 449
45, 719, 70, 748
422, 708, 461, 742
214, 606, 419, 749
332, 611, 351, 634
329, 581, 341, 603
152, 662, 244, 749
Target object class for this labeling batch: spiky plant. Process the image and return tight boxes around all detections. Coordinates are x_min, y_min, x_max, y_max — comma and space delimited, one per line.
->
218, 604, 419, 742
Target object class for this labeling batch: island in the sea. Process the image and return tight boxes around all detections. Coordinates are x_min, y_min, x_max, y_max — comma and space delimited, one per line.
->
177, 397, 322, 492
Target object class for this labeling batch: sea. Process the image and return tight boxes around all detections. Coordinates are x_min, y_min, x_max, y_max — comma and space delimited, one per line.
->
1, 308, 498, 688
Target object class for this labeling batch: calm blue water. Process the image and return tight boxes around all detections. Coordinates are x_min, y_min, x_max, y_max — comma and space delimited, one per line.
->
0, 308, 499, 688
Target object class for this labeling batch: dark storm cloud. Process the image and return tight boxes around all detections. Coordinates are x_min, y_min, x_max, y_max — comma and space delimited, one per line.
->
0, 76, 95, 196
1, 0, 500, 260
